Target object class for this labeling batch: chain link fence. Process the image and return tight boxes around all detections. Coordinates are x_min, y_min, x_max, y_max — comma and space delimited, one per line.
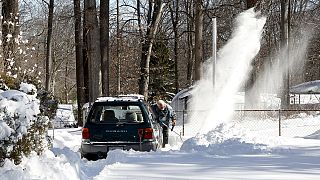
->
173, 109, 320, 138
51, 120, 78, 128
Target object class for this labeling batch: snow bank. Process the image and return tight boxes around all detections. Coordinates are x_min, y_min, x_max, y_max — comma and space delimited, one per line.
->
305, 129, 320, 139
181, 123, 289, 155
0, 128, 83, 180
0, 159, 25, 180
0, 150, 81, 180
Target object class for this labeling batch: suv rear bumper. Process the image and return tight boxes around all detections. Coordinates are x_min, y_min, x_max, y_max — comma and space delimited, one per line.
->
81, 141, 157, 157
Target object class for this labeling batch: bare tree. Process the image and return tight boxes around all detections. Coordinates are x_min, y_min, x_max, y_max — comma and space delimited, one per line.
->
194, 0, 203, 81
84, 0, 101, 102
100, 0, 109, 96
186, 0, 194, 86
74, 0, 85, 125
2, 0, 19, 74
247, 0, 257, 8
169, 0, 180, 93
45, 0, 54, 92
139, 0, 165, 100
16, 0, 320, 109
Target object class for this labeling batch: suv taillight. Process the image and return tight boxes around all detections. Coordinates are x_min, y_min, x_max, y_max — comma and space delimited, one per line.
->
143, 128, 153, 139
82, 128, 90, 139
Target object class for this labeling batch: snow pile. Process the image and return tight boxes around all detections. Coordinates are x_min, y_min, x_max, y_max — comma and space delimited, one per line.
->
0, 159, 25, 180
104, 149, 132, 164
305, 129, 320, 139
0, 128, 83, 180
0, 150, 81, 180
181, 123, 288, 155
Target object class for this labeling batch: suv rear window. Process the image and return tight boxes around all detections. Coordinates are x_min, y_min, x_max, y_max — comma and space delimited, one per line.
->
88, 104, 145, 124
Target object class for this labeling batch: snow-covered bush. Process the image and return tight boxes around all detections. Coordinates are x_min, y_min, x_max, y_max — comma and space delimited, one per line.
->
0, 82, 50, 166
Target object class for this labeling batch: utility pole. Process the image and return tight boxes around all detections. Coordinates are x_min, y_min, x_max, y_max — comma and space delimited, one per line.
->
116, 0, 121, 95
287, 0, 291, 106
280, 0, 290, 109
212, 18, 217, 91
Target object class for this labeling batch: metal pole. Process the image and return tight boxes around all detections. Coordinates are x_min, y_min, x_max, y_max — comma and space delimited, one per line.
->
116, 0, 121, 95
280, 0, 289, 109
287, 0, 291, 107
212, 18, 217, 90
182, 110, 185, 136
278, 109, 281, 136
52, 119, 55, 140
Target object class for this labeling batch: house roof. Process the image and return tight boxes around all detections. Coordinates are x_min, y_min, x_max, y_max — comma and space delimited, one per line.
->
290, 80, 320, 94
172, 86, 194, 102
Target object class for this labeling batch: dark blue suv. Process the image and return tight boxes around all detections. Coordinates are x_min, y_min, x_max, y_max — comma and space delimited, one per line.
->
81, 96, 163, 160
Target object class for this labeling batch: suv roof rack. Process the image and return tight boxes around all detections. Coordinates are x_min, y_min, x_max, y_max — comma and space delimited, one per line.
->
96, 94, 144, 102
117, 94, 144, 100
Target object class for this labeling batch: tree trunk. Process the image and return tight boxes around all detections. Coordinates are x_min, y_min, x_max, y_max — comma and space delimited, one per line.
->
194, 0, 203, 81
169, 0, 180, 93
2, 0, 19, 75
45, 0, 54, 92
139, 0, 164, 100
0, 1, 2, 71
100, 0, 109, 96
84, 0, 101, 102
186, 0, 194, 86
138, 0, 152, 98
137, 0, 143, 39
74, 0, 85, 125
246, 0, 257, 9
82, 9, 89, 103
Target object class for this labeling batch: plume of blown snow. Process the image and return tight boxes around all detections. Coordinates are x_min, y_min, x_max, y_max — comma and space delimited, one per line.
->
253, 28, 313, 96
189, 8, 266, 134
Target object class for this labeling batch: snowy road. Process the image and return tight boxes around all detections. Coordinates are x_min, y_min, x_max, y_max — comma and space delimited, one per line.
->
47, 127, 320, 180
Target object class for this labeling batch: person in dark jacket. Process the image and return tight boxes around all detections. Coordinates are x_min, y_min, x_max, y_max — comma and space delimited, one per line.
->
151, 100, 176, 148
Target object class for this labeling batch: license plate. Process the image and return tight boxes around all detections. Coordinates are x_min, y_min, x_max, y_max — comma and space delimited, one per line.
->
108, 146, 124, 151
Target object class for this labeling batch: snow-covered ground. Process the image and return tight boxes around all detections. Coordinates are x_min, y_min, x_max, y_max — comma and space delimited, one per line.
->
1, 118, 320, 180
